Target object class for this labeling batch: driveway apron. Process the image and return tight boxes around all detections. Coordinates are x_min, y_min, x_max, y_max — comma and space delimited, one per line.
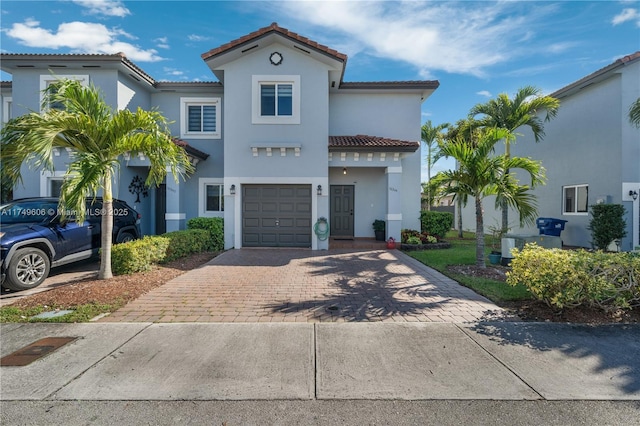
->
101, 249, 514, 323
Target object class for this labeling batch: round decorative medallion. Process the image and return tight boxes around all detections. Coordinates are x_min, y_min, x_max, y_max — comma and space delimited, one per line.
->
269, 51, 283, 66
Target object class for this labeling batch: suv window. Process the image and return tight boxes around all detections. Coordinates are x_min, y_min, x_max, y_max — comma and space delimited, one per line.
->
0, 201, 59, 224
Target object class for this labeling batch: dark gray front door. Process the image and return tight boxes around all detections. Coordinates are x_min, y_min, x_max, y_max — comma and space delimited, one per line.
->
330, 185, 354, 238
155, 184, 166, 235
242, 184, 312, 247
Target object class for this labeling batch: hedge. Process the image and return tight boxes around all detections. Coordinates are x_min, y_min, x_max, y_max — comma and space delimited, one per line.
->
187, 217, 224, 251
506, 244, 640, 311
111, 221, 222, 274
111, 236, 170, 275
420, 211, 453, 241
162, 229, 211, 262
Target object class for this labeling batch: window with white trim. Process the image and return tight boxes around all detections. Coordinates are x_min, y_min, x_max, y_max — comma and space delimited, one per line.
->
180, 97, 221, 139
563, 184, 588, 214
252, 75, 300, 124
2, 97, 12, 124
39, 75, 89, 112
198, 178, 224, 217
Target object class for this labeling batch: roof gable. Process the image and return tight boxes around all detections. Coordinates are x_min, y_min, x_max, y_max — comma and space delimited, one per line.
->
201, 22, 347, 63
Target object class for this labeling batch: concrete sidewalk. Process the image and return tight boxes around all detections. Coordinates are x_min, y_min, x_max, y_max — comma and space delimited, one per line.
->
2, 322, 639, 401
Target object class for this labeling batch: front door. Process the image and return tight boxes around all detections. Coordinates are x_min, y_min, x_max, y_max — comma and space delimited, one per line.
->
155, 184, 166, 235
330, 185, 354, 238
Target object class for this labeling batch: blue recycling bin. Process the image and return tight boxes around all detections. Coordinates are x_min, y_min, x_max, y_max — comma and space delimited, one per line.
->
536, 217, 568, 237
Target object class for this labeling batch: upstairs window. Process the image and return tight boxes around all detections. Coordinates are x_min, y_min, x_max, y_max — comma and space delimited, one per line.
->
260, 83, 293, 116
563, 184, 588, 215
180, 97, 221, 139
39, 75, 89, 112
252, 75, 300, 124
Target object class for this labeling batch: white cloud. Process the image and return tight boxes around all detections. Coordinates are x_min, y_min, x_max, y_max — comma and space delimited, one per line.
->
612, 8, 640, 27
163, 67, 184, 76
476, 90, 492, 98
155, 37, 170, 49
72, 0, 130, 18
188, 34, 210, 42
278, 1, 554, 77
5, 19, 163, 62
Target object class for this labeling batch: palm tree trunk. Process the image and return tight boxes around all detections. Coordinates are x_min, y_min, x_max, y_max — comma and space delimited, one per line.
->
501, 142, 511, 234
99, 170, 114, 279
475, 196, 486, 268
457, 198, 463, 238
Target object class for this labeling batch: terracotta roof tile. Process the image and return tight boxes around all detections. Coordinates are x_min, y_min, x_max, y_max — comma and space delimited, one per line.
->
201, 22, 347, 62
172, 138, 209, 160
329, 135, 419, 152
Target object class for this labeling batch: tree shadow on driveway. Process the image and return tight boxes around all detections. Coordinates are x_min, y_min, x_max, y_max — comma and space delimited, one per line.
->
265, 250, 509, 322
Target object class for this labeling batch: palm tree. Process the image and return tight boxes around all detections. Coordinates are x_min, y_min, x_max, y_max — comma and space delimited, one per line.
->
629, 97, 640, 127
1, 79, 194, 279
440, 118, 481, 237
433, 127, 545, 268
421, 120, 449, 210
469, 86, 559, 233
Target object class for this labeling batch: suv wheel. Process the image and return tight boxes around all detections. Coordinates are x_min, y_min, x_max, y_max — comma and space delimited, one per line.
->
116, 232, 135, 243
5, 247, 51, 291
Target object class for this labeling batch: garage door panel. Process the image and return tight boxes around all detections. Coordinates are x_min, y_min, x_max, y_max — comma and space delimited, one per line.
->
242, 184, 311, 248
296, 203, 311, 213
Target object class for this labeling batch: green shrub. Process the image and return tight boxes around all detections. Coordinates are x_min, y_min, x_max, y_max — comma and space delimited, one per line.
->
187, 217, 224, 251
111, 236, 170, 275
506, 244, 640, 311
588, 204, 627, 251
406, 235, 422, 245
162, 229, 211, 262
420, 211, 453, 240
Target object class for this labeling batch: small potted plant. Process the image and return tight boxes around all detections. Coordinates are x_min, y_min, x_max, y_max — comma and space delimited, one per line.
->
372, 219, 386, 241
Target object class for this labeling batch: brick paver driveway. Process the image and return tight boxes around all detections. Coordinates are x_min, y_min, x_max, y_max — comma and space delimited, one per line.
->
101, 249, 515, 323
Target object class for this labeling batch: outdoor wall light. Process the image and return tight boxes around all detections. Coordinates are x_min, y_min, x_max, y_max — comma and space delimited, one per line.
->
230, 184, 236, 195
343, 167, 347, 175
630, 190, 638, 201
317, 185, 322, 195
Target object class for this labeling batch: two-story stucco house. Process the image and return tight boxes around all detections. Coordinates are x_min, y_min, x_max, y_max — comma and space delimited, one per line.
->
0, 23, 439, 250
460, 52, 640, 251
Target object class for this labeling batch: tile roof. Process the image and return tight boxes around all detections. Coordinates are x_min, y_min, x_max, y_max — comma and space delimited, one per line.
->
551, 51, 640, 98
329, 135, 419, 152
0, 52, 157, 85
339, 81, 439, 90
172, 138, 209, 161
201, 22, 347, 62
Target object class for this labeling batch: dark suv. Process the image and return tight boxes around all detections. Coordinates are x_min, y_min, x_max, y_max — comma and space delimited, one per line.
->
1, 197, 141, 291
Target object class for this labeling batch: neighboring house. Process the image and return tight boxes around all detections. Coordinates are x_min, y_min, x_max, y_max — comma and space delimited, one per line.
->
460, 52, 640, 251
0, 23, 439, 250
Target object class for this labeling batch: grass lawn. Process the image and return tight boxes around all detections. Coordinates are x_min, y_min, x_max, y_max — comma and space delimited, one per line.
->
408, 231, 533, 303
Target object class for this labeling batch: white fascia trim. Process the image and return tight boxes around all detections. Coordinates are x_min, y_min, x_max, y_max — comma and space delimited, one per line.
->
251, 75, 301, 125
386, 214, 403, 221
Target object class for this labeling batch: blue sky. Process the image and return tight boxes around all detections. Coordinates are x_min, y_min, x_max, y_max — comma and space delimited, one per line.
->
1, 0, 639, 179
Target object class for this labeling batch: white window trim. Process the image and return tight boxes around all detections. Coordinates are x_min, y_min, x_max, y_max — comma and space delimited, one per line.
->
198, 178, 224, 217
2, 96, 12, 124
252, 75, 300, 125
39, 75, 89, 112
40, 171, 69, 197
562, 184, 589, 215
180, 97, 221, 139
